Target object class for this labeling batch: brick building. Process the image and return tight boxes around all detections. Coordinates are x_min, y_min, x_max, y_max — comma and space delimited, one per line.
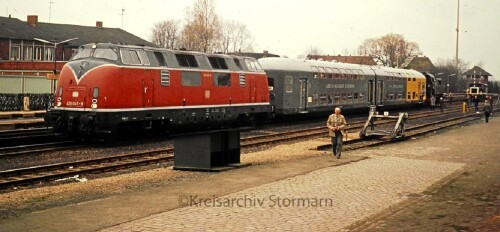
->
0, 15, 152, 94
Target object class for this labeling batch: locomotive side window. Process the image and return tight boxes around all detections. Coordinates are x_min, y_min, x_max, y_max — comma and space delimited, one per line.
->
160, 70, 170, 86
234, 59, 243, 70
121, 49, 141, 65
208, 57, 228, 69
181, 71, 201, 86
176, 54, 199, 68
154, 52, 167, 66
214, 73, 231, 86
137, 50, 150, 65
285, 76, 293, 93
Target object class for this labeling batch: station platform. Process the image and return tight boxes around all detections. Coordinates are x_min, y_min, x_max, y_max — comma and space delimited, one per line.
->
0, 117, 498, 231
0, 110, 46, 130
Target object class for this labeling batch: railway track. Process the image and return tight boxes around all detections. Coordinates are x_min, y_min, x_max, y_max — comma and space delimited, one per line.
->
0, 106, 487, 191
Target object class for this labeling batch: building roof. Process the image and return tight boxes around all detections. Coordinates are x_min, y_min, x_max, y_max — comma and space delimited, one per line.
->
307, 55, 377, 66
463, 66, 492, 77
401, 56, 435, 72
0, 15, 153, 47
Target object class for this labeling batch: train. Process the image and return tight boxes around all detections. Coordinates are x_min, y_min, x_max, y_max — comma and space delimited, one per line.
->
44, 43, 439, 137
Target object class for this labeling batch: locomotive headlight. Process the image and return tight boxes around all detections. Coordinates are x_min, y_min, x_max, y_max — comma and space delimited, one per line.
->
91, 103, 98, 109
56, 101, 62, 107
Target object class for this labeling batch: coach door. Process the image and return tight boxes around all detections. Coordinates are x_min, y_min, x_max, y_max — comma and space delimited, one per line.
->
142, 79, 153, 107
299, 78, 308, 112
377, 80, 384, 106
368, 80, 374, 105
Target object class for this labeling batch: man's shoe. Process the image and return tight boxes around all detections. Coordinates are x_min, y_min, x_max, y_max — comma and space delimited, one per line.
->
336, 154, 341, 159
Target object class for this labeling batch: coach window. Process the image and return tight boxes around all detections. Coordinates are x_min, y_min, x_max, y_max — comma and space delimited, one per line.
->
318, 67, 326, 79
333, 68, 341, 79
325, 67, 333, 79
311, 66, 319, 78
181, 71, 201, 86
357, 70, 365, 80
312, 94, 319, 106
320, 94, 327, 105
208, 57, 228, 69
176, 54, 199, 68
354, 93, 359, 103
285, 76, 293, 93
339, 68, 347, 79
341, 93, 347, 104
328, 94, 334, 105
359, 93, 364, 102
334, 94, 340, 104
154, 52, 167, 66
214, 73, 231, 86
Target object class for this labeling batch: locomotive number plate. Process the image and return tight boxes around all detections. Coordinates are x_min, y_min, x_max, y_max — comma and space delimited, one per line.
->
72, 91, 79, 97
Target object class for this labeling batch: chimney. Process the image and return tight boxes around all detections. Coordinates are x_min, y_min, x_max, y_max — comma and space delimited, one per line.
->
27, 15, 38, 27
96, 21, 103, 28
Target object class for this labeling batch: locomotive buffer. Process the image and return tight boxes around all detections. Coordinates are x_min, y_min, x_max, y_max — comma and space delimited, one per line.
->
359, 106, 408, 140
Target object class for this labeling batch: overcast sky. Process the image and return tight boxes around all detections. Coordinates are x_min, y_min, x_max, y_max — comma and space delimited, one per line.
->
4, 0, 500, 80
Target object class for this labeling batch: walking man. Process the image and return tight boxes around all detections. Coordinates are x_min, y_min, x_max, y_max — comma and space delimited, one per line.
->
473, 95, 480, 113
483, 99, 492, 123
439, 96, 444, 112
327, 107, 347, 159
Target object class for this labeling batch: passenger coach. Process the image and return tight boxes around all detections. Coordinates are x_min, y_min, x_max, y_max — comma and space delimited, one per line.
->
259, 57, 426, 116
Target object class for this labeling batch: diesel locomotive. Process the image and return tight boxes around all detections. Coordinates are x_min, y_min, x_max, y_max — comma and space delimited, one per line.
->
45, 43, 271, 136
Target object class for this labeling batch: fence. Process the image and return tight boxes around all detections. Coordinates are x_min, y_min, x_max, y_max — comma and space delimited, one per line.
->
0, 93, 54, 111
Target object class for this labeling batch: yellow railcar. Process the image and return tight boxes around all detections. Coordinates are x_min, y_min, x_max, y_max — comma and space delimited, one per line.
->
406, 72, 426, 102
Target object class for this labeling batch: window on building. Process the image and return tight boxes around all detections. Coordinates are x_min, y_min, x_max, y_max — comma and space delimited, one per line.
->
44, 47, 54, 61
175, 53, 198, 68
208, 57, 228, 69
333, 68, 341, 79
318, 67, 326, 79
214, 73, 231, 86
23, 46, 33, 60
325, 67, 333, 79
181, 71, 201, 86
33, 46, 43, 60
311, 66, 319, 78
339, 68, 347, 79
357, 70, 365, 80
10, 46, 21, 60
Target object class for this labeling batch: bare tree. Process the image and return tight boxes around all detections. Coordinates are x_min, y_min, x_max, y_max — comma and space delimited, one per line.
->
217, 19, 254, 53
151, 19, 180, 49
179, 0, 219, 52
434, 58, 470, 92
358, 33, 420, 67
305, 46, 322, 59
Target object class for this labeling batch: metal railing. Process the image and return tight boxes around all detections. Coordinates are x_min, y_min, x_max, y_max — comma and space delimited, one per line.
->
0, 93, 54, 111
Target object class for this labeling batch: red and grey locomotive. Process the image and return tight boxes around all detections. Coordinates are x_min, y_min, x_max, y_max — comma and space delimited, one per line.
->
45, 43, 271, 136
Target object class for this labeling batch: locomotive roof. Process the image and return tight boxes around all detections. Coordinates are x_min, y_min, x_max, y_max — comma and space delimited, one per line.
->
81, 43, 259, 60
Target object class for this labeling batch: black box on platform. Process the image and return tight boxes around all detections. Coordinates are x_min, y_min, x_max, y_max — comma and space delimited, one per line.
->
173, 129, 249, 171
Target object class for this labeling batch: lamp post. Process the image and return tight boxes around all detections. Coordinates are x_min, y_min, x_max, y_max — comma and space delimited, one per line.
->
33, 37, 78, 92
